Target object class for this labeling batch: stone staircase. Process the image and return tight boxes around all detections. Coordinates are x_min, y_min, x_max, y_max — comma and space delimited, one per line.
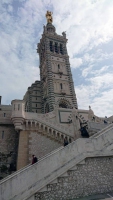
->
0, 124, 113, 200
35, 155, 113, 200
88, 121, 110, 136
90, 123, 113, 138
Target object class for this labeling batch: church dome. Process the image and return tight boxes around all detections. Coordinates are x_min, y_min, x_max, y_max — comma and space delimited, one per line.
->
46, 23, 56, 34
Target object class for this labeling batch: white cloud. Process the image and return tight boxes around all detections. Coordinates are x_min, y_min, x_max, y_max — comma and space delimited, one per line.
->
71, 58, 83, 69
91, 89, 113, 117
76, 85, 113, 117
82, 65, 93, 77
8, 5, 13, 12
0, 0, 113, 118
76, 71, 113, 116
90, 73, 113, 90
52, 0, 113, 55
83, 51, 113, 65
82, 65, 110, 78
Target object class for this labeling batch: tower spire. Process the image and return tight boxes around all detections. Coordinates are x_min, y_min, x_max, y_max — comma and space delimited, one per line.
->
45, 11, 53, 24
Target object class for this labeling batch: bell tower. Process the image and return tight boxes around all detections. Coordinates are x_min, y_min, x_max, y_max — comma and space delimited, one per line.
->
37, 11, 78, 113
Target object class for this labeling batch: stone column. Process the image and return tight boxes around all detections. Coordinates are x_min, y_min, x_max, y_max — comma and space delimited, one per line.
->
17, 130, 29, 170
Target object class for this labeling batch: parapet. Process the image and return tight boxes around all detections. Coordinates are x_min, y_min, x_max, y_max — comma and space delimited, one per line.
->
11, 99, 25, 131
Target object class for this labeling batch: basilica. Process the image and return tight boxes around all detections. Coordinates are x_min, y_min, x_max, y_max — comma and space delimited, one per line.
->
0, 12, 113, 200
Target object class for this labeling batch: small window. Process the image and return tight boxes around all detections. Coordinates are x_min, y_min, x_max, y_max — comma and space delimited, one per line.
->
36, 110, 37, 113
58, 64, 60, 69
18, 104, 20, 110
36, 104, 37, 107
55, 42, 58, 53
2, 131, 4, 139
60, 83, 63, 89
36, 97, 37, 100
4, 113, 6, 117
50, 41, 53, 52
60, 43, 63, 54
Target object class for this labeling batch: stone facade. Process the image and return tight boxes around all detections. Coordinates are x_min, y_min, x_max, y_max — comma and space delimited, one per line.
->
35, 156, 113, 200
10, 92, 111, 170
23, 80, 41, 113
37, 22, 78, 113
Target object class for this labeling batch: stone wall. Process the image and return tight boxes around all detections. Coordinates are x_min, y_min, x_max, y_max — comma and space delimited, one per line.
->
23, 80, 41, 113
17, 130, 62, 170
0, 104, 19, 179
0, 125, 18, 154
29, 131, 62, 162
0, 125, 18, 179
35, 156, 113, 200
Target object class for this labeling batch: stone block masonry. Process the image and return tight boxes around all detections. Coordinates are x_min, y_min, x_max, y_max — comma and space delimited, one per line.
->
0, 126, 17, 153
35, 156, 113, 200
29, 131, 62, 162
0, 125, 18, 179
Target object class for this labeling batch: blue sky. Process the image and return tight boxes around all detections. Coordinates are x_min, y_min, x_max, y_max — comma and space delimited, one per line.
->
0, 0, 113, 117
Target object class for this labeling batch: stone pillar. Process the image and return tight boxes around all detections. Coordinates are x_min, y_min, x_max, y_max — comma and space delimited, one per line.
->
17, 130, 29, 170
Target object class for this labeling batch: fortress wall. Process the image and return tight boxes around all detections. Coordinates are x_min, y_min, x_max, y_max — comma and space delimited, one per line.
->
35, 156, 113, 200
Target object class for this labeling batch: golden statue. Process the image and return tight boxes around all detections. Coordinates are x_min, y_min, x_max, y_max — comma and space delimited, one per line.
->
46, 11, 53, 23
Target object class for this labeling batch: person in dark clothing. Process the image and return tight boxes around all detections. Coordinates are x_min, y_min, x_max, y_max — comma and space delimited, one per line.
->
32, 155, 38, 164
80, 126, 89, 138
34, 156, 38, 163
32, 155, 35, 164
64, 137, 69, 147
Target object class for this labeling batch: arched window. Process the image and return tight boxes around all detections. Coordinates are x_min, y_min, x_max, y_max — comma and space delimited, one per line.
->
58, 64, 60, 69
58, 99, 71, 109
59, 102, 68, 108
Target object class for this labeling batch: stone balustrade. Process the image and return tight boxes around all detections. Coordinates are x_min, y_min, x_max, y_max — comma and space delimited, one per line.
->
25, 118, 74, 144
